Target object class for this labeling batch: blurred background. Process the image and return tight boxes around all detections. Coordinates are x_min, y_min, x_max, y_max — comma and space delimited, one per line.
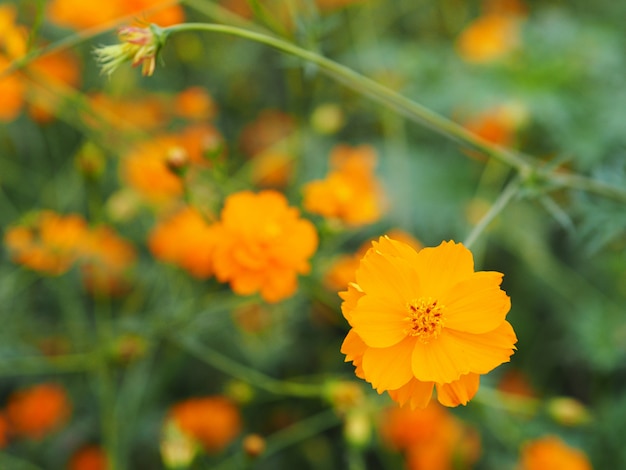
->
1, 0, 625, 468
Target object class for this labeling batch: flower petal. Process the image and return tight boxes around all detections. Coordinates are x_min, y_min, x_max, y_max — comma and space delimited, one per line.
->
341, 329, 367, 379
444, 321, 517, 374
436, 373, 480, 407
411, 332, 471, 383
442, 271, 511, 334
414, 241, 474, 298
356, 242, 420, 304
388, 378, 435, 409
362, 336, 415, 392
351, 295, 409, 348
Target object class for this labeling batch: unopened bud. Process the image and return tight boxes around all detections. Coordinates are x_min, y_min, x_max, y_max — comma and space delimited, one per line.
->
344, 410, 371, 448
310, 103, 345, 135
546, 397, 592, 426
166, 146, 189, 176
243, 434, 266, 459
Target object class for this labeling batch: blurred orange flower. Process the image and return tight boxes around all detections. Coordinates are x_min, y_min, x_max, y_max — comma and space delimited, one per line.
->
79, 226, 137, 296
121, 125, 225, 206
174, 87, 218, 121
249, 150, 294, 188
341, 236, 517, 409
381, 402, 480, 470
88, 93, 167, 131
456, 13, 523, 63
519, 436, 592, 470
303, 144, 386, 226
69, 445, 108, 470
47, 0, 184, 30
0, 412, 8, 448
26, 49, 82, 122
0, 4, 27, 122
168, 396, 241, 453
7, 383, 70, 439
4, 211, 90, 275
149, 207, 218, 278
213, 190, 318, 303
239, 109, 295, 157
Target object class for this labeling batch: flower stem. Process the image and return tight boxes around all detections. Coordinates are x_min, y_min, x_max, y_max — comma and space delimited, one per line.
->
164, 23, 530, 172
173, 336, 326, 398
463, 176, 522, 249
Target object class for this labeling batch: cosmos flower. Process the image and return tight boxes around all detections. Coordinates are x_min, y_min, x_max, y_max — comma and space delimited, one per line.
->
340, 236, 517, 408
212, 190, 318, 303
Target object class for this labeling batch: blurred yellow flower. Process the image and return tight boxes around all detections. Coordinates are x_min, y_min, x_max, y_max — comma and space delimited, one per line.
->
520, 436, 592, 470
213, 190, 318, 303
168, 396, 241, 453
456, 14, 523, 63
341, 236, 517, 408
149, 207, 218, 278
6, 383, 71, 440
303, 144, 386, 226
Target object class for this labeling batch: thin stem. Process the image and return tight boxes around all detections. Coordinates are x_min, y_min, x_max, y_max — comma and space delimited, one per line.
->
212, 409, 340, 470
463, 177, 522, 249
0, 353, 95, 377
173, 336, 326, 398
163, 23, 532, 173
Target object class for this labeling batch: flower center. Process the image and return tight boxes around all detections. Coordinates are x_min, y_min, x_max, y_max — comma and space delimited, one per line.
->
405, 297, 445, 343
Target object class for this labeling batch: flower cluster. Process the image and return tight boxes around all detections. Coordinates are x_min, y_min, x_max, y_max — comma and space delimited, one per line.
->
303, 144, 386, 226
340, 236, 517, 408
148, 190, 318, 303
4, 211, 136, 295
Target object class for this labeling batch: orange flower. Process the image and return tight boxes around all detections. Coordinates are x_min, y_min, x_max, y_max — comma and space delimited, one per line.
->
519, 436, 592, 470
79, 226, 137, 296
249, 150, 294, 188
4, 212, 90, 275
239, 109, 295, 157
324, 230, 421, 291
174, 87, 218, 121
168, 396, 241, 453
27, 49, 82, 122
340, 236, 517, 409
47, 0, 183, 30
69, 445, 108, 470
381, 402, 480, 470
0, 4, 27, 122
121, 125, 225, 206
149, 207, 218, 278
0, 412, 8, 448
212, 190, 318, 303
6, 383, 70, 439
88, 92, 167, 131
456, 14, 522, 63
303, 144, 386, 226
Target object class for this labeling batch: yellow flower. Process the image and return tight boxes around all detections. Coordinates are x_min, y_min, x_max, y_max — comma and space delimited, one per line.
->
340, 236, 517, 408
212, 190, 318, 303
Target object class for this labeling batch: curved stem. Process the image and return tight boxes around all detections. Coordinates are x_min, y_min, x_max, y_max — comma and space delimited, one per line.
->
164, 23, 532, 173
463, 177, 522, 249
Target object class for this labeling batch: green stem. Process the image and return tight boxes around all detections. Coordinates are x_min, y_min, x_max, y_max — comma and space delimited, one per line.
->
0, 353, 94, 376
173, 336, 326, 398
212, 409, 340, 470
163, 23, 531, 173
463, 177, 522, 249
